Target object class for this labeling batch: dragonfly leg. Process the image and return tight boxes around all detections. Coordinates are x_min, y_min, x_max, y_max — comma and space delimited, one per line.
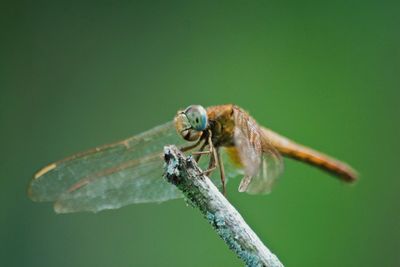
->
179, 138, 204, 152
192, 150, 212, 155
193, 129, 213, 162
201, 160, 218, 176
201, 166, 217, 176
216, 148, 226, 196
201, 130, 219, 177
193, 141, 208, 162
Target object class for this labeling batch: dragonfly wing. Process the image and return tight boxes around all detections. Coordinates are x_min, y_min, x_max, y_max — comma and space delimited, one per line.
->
232, 108, 284, 194
242, 150, 284, 194
54, 153, 182, 213
28, 121, 188, 213
233, 125, 262, 179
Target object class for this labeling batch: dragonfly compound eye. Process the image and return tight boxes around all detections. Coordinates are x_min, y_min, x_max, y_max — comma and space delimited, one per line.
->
185, 105, 208, 131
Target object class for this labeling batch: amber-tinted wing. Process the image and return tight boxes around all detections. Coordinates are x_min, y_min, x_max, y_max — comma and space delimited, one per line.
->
28, 122, 188, 213
232, 107, 284, 194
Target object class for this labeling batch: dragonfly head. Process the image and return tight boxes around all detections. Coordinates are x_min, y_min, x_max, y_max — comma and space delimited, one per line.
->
174, 105, 208, 141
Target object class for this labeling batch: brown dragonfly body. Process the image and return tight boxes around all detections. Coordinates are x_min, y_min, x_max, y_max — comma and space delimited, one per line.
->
175, 104, 357, 194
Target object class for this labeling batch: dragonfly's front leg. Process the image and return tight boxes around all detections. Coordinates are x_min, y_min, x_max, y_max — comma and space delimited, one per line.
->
201, 130, 219, 177
192, 141, 209, 161
192, 130, 225, 195
179, 138, 204, 152
192, 129, 212, 162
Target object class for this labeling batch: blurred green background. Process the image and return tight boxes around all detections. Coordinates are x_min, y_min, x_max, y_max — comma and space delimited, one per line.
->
1, 1, 399, 266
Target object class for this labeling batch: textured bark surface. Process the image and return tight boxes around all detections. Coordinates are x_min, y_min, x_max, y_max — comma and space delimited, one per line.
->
163, 145, 283, 267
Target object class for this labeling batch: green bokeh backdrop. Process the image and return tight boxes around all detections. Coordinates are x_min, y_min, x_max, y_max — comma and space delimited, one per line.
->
1, 1, 399, 266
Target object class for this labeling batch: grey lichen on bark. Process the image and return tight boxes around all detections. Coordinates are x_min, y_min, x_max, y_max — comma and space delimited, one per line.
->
163, 145, 284, 267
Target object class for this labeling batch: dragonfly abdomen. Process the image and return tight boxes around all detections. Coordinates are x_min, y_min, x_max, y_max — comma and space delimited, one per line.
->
261, 127, 358, 182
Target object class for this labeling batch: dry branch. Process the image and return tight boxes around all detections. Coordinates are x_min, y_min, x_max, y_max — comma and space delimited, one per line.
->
163, 145, 283, 267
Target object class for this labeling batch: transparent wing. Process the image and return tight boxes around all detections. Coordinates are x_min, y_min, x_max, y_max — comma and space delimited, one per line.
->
28, 121, 188, 213
56, 149, 237, 214
232, 108, 284, 194
242, 149, 284, 194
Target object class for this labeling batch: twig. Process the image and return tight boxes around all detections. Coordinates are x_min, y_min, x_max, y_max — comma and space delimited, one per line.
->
163, 145, 284, 267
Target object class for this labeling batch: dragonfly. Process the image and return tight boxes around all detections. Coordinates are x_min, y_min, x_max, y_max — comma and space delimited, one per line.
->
28, 104, 358, 213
